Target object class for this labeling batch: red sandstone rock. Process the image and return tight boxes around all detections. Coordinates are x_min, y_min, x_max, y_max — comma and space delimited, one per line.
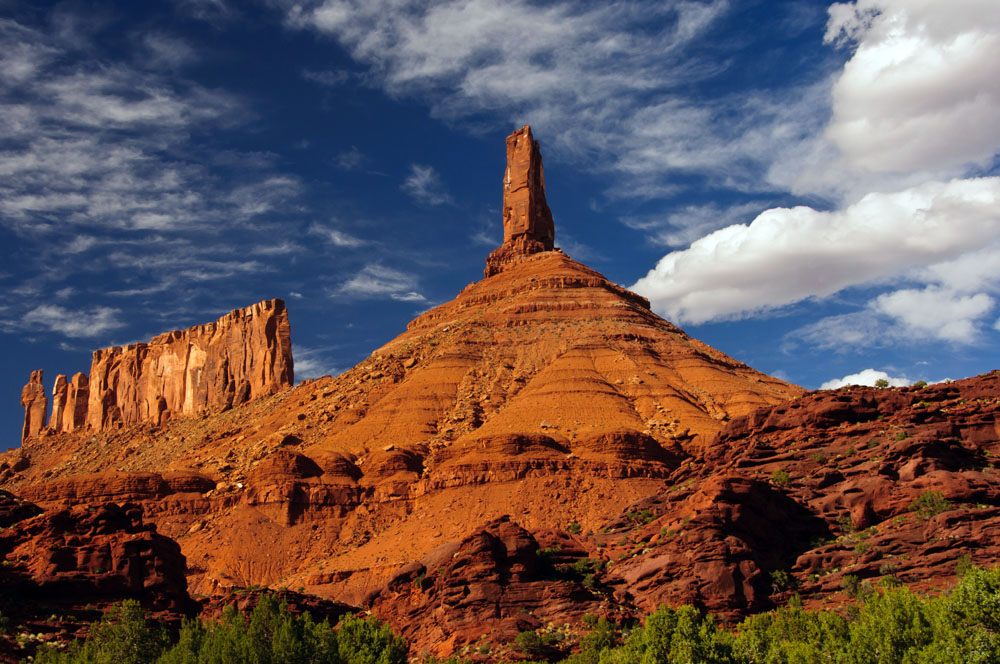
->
0, 493, 195, 659
64, 372, 89, 432
49, 374, 67, 431
87, 299, 293, 431
20, 370, 47, 444
485, 126, 556, 277
368, 516, 628, 657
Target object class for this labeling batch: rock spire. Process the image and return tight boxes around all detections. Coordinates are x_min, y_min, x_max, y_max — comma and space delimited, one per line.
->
484, 125, 556, 277
20, 370, 47, 444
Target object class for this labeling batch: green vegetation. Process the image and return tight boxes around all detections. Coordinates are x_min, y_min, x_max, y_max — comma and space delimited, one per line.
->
770, 469, 791, 488
29, 567, 1000, 664
912, 380, 928, 389
874, 378, 890, 388
552, 567, 1000, 664
567, 521, 583, 535
34, 596, 405, 664
910, 490, 951, 520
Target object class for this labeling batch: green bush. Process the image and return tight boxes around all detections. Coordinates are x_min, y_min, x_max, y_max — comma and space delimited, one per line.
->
910, 490, 951, 520
33, 596, 405, 664
874, 378, 890, 388
771, 470, 791, 488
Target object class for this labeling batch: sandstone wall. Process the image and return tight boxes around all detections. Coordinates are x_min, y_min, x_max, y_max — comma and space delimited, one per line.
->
18, 299, 293, 442
87, 298, 293, 430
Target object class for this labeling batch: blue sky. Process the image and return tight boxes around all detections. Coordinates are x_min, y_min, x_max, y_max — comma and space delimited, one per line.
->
2, 0, 998, 449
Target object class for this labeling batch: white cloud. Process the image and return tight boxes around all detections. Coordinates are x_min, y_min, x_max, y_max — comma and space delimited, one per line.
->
401, 164, 452, 206
23, 304, 125, 338
293, 344, 342, 380
336, 264, 426, 302
824, 0, 1000, 175
872, 287, 994, 343
333, 146, 368, 171
820, 368, 911, 389
307, 223, 365, 247
630, 177, 1000, 324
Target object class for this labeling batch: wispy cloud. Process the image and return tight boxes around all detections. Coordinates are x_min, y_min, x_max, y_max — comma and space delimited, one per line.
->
308, 222, 366, 247
401, 164, 453, 206
336, 264, 427, 302
301, 68, 350, 87
22, 304, 125, 338
293, 343, 342, 380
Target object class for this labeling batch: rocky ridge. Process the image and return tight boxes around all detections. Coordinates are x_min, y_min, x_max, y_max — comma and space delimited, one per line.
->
18, 299, 293, 444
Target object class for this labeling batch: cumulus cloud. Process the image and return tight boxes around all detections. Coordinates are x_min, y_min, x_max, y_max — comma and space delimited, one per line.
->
824, 0, 1000, 176
872, 287, 994, 343
401, 164, 453, 206
820, 368, 911, 389
22, 304, 125, 338
336, 264, 427, 302
630, 177, 1000, 324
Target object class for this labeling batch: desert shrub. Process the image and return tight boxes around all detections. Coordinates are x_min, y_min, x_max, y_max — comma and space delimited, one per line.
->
599, 605, 733, 664
35, 599, 169, 664
34, 596, 404, 664
567, 521, 583, 535
912, 380, 928, 389
770, 470, 791, 488
874, 378, 890, 388
910, 490, 950, 520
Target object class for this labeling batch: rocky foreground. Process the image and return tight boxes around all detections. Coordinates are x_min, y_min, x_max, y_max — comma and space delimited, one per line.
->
1, 372, 996, 659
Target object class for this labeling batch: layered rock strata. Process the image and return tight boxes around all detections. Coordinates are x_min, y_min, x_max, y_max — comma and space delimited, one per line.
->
485, 126, 557, 277
17, 299, 293, 442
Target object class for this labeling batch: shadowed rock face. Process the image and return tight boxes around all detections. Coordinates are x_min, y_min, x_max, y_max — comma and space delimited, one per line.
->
485, 126, 557, 277
0, 490, 195, 659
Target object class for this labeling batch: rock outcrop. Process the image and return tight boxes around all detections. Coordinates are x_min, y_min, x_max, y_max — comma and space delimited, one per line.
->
17, 300, 293, 442
368, 517, 627, 657
0, 491, 195, 660
88, 298, 293, 430
20, 370, 47, 444
48, 374, 67, 431
64, 372, 89, 432
485, 126, 556, 277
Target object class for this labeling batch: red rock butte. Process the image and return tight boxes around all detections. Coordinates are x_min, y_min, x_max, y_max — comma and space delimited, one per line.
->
12, 127, 995, 660
19, 298, 293, 444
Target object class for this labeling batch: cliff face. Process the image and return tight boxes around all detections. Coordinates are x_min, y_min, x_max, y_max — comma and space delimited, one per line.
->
18, 299, 293, 441
88, 299, 293, 431
485, 126, 557, 277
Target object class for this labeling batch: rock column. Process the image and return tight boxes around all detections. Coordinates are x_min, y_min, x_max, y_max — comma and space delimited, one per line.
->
20, 370, 47, 444
485, 125, 556, 276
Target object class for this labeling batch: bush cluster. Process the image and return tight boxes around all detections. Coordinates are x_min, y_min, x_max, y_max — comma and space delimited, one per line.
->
558, 566, 1000, 664
34, 595, 406, 664
30, 566, 1000, 664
